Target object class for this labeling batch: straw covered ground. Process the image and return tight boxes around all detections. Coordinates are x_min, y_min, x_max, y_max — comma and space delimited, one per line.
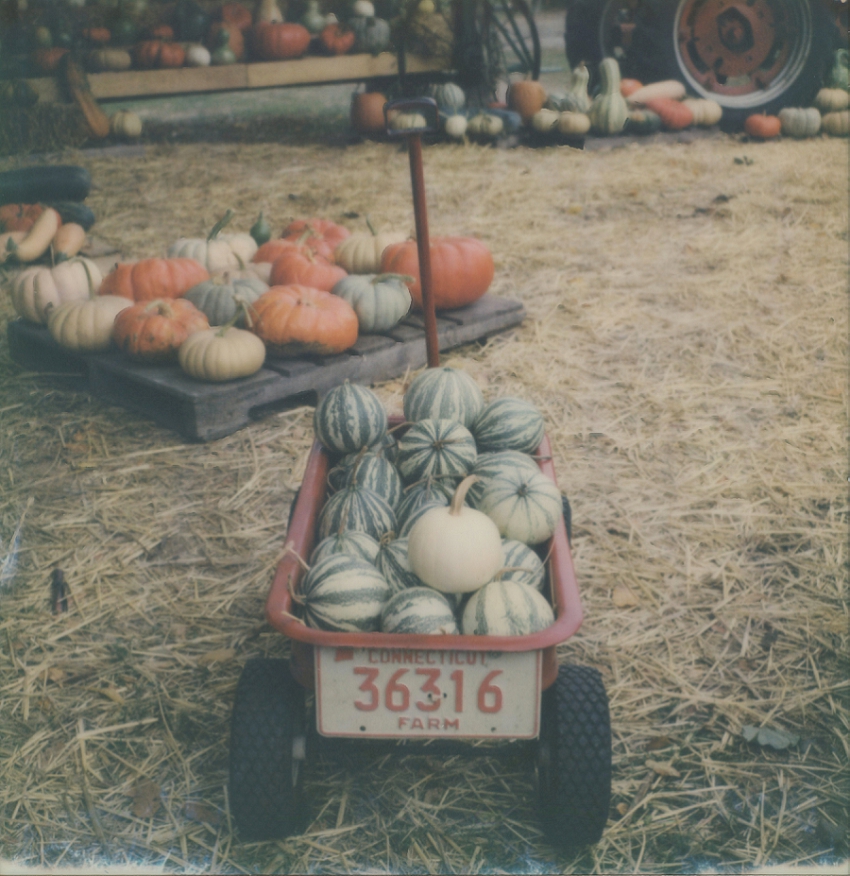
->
0, 131, 847, 874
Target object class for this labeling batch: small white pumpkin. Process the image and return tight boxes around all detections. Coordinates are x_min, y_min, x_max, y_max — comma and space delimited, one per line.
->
531, 108, 559, 133
557, 110, 590, 136
11, 258, 103, 324
407, 475, 504, 595
185, 43, 212, 67
466, 113, 503, 139
167, 209, 258, 272
681, 98, 722, 127
390, 111, 428, 130
351, 0, 375, 16
821, 110, 850, 137
47, 295, 132, 352
814, 88, 850, 113
110, 109, 142, 140
178, 323, 267, 382
443, 113, 468, 140
333, 219, 408, 274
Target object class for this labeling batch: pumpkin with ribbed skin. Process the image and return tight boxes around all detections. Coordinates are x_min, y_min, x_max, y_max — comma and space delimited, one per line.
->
403, 366, 484, 428
376, 536, 423, 594
682, 98, 722, 127
328, 451, 403, 510
407, 475, 503, 594
395, 477, 454, 529
313, 381, 387, 454
500, 539, 547, 593
466, 450, 540, 507
112, 298, 210, 363
317, 484, 397, 542
270, 247, 347, 292
779, 107, 821, 138
396, 419, 477, 484
310, 530, 381, 565
252, 21, 311, 59
461, 579, 554, 636
429, 82, 465, 111
250, 284, 358, 357
297, 553, 391, 632
380, 236, 494, 311
99, 257, 209, 302
282, 218, 351, 260
350, 15, 391, 54
472, 397, 545, 453
330, 273, 411, 333
167, 212, 258, 273
184, 272, 267, 325
744, 114, 781, 139
588, 57, 628, 135
822, 110, 850, 137
177, 324, 266, 381
477, 466, 562, 545
815, 88, 850, 113
47, 295, 132, 352
334, 224, 408, 274
12, 258, 103, 324
381, 588, 458, 635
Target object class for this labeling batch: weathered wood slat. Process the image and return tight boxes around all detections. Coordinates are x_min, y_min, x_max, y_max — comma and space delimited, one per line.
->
6, 294, 525, 441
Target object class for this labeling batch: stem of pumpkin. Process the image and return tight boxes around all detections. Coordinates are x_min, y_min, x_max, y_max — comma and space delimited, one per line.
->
207, 208, 234, 241
365, 215, 377, 237
372, 273, 415, 285
449, 475, 478, 516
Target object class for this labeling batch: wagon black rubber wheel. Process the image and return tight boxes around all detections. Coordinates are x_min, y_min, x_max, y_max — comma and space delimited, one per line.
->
536, 664, 612, 850
229, 658, 308, 842
562, 495, 572, 546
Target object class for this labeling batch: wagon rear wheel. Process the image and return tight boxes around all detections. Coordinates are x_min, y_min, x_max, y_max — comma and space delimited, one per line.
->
536, 663, 612, 850
229, 658, 308, 841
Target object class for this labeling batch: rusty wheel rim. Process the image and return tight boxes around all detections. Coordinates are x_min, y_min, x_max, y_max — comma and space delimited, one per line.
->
674, 0, 814, 107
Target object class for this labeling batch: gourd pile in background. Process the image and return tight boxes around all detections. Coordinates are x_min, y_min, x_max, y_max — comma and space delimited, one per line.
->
295, 367, 563, 638
0, 202, 496, 384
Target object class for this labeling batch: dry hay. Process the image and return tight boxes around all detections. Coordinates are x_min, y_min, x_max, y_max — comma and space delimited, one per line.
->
0, 131, 847, 874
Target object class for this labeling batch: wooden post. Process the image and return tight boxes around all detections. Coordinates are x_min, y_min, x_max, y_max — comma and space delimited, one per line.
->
407, 134, 440, 369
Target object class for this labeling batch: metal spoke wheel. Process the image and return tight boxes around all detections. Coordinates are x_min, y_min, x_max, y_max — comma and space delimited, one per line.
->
228, 658, 308, 842
566, 0, 837, 124
536, 663, 612, 850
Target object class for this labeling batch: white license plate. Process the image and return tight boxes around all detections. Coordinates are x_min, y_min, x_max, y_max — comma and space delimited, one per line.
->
314, 646, 542, 739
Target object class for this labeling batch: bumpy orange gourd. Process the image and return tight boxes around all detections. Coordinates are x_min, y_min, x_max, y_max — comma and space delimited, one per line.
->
250, 284, 359, 357
269, 247, 347, 291
281, 218, 351, 260
99, 257, 210, 302
112, 298, 210, 362
252, 21, 311, 60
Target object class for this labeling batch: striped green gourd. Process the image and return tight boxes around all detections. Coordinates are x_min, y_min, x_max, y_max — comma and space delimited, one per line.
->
317, 484, 397, 542
310, 530, 381, 565
477, 467, 562, 545
396, 419, 477, 484
460, 579, 554, 636
395, 477, 454, 527
380, 587, 459, 635
500, 538, 547, 592
466, 450, 540, 507
403, 367, 484, 429
313, 382, 388, 454
298, 553, 392, 632
376, 535, 424, 594
398, 499, 448, 537
327, 452, 403, 510
472, 397, 545, 454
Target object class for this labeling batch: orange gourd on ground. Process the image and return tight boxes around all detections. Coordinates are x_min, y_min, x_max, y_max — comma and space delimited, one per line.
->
744, 114, 782, 139
250, 284, 359, 356
112, 298, 210, 362
379, 237, 494, 311
99, 258, 210, 301
643, 97, 693, 130
506, 80, 546, 124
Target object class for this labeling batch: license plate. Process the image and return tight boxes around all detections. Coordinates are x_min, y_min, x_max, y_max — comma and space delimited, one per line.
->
314, 646, 542, 739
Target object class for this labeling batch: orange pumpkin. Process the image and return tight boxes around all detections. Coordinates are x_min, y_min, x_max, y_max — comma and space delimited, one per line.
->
350, 92, 387, 135
221, 1, 253, 31
207, 22, 245, 60
0, 202, 46, 233
620, 78, 642, 97
643, 97, 693, 131
319, 23, 355, 55
282, 218, 351, 260
254, 239, 303, 264
134, 40, 163, 68
269, 248, 347, 291
159, 41, 186, 67
34, 47, 69, 72
99, 258, 210, 302
379, 237, 494, 311
506, 80, 546, 124
113, 298, 210, 362
252, 21, 311, 60
83, 27, 111, 44
744, 113, 782, 140
148, 24, 175, 40
250, 284, 359, 357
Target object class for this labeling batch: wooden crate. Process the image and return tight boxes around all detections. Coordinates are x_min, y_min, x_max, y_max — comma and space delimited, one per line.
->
7, 295, 524, 441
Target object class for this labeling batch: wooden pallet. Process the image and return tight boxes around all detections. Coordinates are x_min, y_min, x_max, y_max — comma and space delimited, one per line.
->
7, 295, 525, 441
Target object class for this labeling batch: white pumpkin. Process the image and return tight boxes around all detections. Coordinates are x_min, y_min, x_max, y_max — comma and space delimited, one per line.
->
167, 210, 258, 273
407, 476, 504, 594
185, 43, 212, 67
334, 221, 408, 274
532, 108, 559, 133
11, 258, 104, 324
47, 295, 132, 352
178, 325, 267, 382
443, 113, 468, 140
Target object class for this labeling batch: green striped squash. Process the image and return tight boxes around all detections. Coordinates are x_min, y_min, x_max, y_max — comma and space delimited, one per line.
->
398, 499, 448, 537
299, 554, 392, 632
376, 536, 423, 594
477, 468, 562, 545
460, 579, 554, 636
396, 477, 454, 528
310, 530, 381, 565
327, 452, 403, 510
396, 419, 477, 484
314, 382, 388, 455
403, 367, 484, 429
500, 538, 547, 592
472, 397, 545, 454
466, 450, 540, 507
317, 484, 397, 542
380, 587, 459, 635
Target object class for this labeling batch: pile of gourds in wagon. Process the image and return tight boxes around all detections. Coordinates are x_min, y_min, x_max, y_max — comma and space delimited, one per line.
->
3, 207, 495, 383
429, 57, 850, 143
295, 369, 562, 638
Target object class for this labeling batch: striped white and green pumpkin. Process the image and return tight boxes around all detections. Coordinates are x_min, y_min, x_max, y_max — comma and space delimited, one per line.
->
403, 367, 484, 429
314, 382, 388, 455
396, 477, 454, 526
380, 587, 459, 635
461, 579, 554, 636
500, 539, 547, 593
396, 419, 477, 484
466, 450, 540, 507
317, 484, 397, 542
310, 530, 381, 565
477, 468, 562, 545
327, 452, 404, 510
299, 554, 392, 632
368, 430, 399, 464
376, 536, 423, 594
472, 397, 545, 454
398, 499, 449, 538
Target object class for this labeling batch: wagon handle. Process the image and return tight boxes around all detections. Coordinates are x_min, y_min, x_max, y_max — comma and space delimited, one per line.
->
384, 97, 441, 368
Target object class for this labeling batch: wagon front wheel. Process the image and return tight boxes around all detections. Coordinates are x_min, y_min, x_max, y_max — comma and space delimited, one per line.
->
229, 658, 308, 841
536, 663, 612, 850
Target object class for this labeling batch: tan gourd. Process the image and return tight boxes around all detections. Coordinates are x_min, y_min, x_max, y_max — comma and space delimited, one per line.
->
682, 98, 722, 127
255, 0, 283, 23
47, 295, 132, 352
11, 258, 103, 324
814, 88, 850, 113
626, 79, 686, 106
52, 222, 87, 262
531, 108, 559, 133
557, 111, 591, 136
334, 219, 408, 274
6, 207, 61, 262
822, 110, 850, 137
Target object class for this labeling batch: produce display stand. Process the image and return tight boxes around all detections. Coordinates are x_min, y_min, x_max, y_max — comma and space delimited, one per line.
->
227, 100, 612, 849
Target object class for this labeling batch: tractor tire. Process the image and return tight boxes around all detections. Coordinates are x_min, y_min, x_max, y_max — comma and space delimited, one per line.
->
536, 663, 612, 850
228, 658, 308, 841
